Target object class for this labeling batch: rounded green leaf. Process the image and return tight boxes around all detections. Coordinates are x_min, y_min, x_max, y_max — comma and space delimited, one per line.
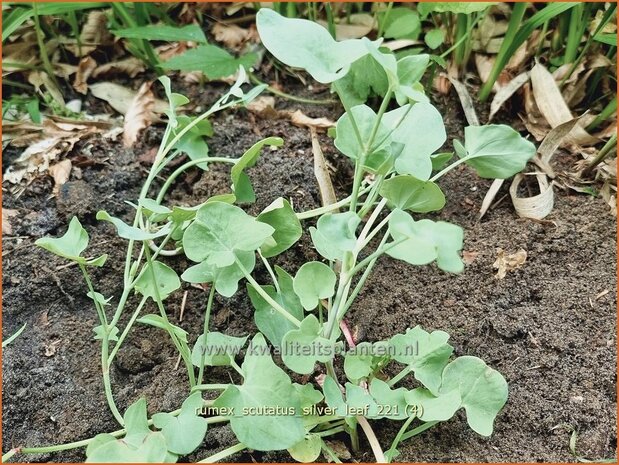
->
309, 211, 360, 261
288, 435, 322, 463
386, 102, 446, 180
389, 325, 453, 395
257, 8, 374, 83
334, 104, 391, 161
405, 387, 461, 422
386, 209, 464, 273
248, 266, 304, 347
153, 393, 208, 456
293, 262, 337, 311
397, 55, 429, 87
281, 315, 336, 374
369, 379, 411, 420
379, 175, 446, 213
425, 28, 445, 49
182, 250, 255, 298
457, 125, 536, 179
134, 261, 180, 301
35, 217, 91, 263
343, 342, 375, 381
257, 197, 302, 258
382, 7, 421, 39
439, 356, 508, 436
213, 334, 306, 451
183, 201, 274, 267
191, 332, 248, 367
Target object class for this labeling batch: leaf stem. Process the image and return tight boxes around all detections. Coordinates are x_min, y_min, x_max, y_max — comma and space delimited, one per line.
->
400, 420, 439, 441
143, 245, 196, 387
198, 443, 246, 463
296, 186, 373, 220
385, 415, 415, 462
235, 256, 301, 327
258, 249, 281, 293
429, 156, 468, 182
198, 285, 216, 386
387, 365, 414, 387
108, 297, 147, 364
357, 416, 386, 463
156, 157, 239, 203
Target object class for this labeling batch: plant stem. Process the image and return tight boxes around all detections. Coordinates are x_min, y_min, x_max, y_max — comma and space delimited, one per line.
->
199, 443, 246, 463
296, 186, 373, 220
78, 264, 108, 328
258, 249, 280, 293
325, 2, 336, 38
586, 96, 617, 132
108, 297, 147, 363
156, 157, 238, 203
198, 286, 216, 386
248, 73, 335, 105
321, 440, 343, 463
385, 415, 415, 462
341, 232, 389, 314
357, 416, 386, 463
478, 2, 528, 102
143, 245, 196, 387
236, 257, 301, 326
582, 134, 617, 177
32, 3, 60, 91
429, 156, 468, 182
350, 89, 393, 213
400, 420, 439, 441
316, 425, 346, 437
377, 2, 393, 38
191, 384, 229, 392
387, 365, 414, 387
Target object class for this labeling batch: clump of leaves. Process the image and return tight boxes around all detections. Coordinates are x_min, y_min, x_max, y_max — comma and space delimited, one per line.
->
22, 8, 539, 464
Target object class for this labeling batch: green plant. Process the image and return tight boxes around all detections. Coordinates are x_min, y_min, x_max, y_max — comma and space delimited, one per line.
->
9, 9, 542, 463
2, 323, 26, 348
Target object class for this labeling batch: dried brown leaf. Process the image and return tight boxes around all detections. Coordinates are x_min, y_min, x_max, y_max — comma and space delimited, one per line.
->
479, 178, 505, 219
49, 159, 72, 194
92, 57, 146, 79
79, 11, 112, 48
2, 209, 18, 235
28, 71, 64, 106
530, 62, 598, 146
288, 110, 336, 129
493, 248, 527, 279
533, 117, 583, 178
446, 76, 479, 126
462, 250, 479, 265
73, 56, 97, 94
89, 82, 167, 115
246, 96, 278, 117
509, 173, 554, 220
123, 82, 156, 148
488, 71, 530, 122
212, 23, 250, 49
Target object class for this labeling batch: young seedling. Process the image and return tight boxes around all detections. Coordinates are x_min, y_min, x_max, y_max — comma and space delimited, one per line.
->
17, 9, 539, 463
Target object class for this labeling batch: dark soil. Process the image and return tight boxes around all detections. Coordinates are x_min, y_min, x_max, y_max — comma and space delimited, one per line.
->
2, 79, 617, 463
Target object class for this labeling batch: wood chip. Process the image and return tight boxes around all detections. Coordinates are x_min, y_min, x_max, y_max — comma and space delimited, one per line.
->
310, 127, 337, 207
